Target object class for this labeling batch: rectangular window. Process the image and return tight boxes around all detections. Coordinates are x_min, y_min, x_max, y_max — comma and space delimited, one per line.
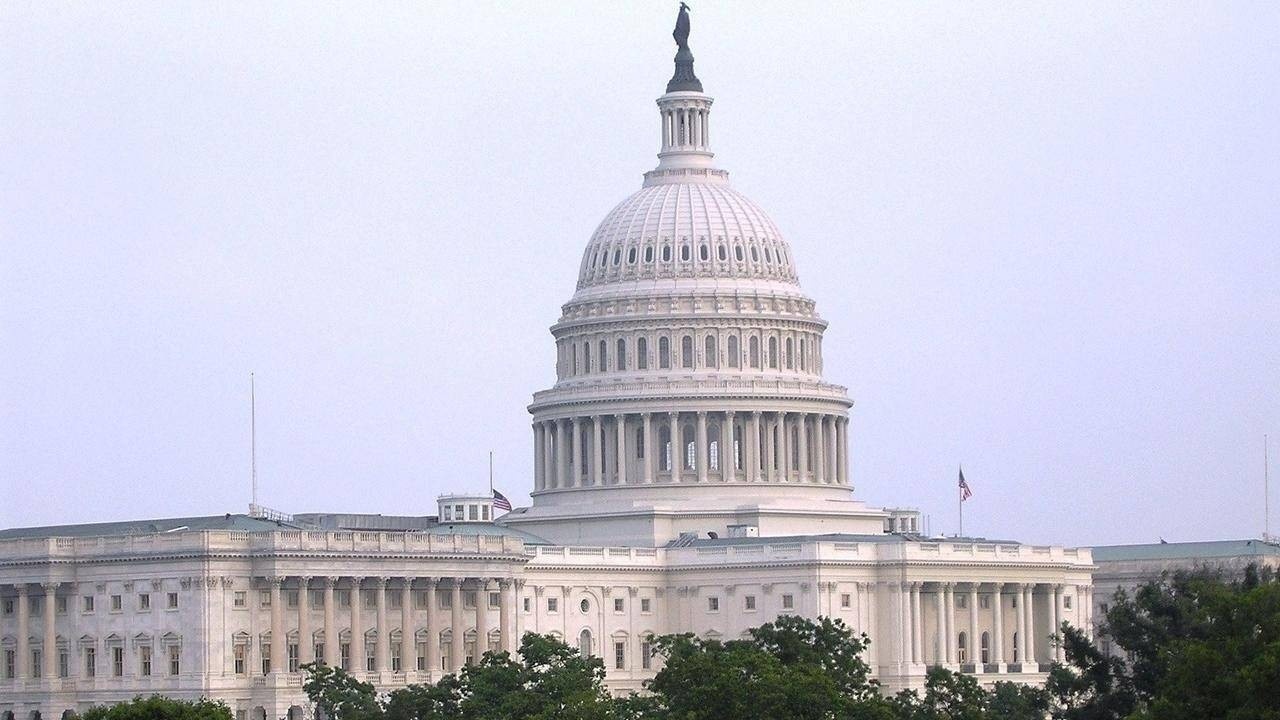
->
85, 647, 96, 678
59, 648, 69, 677
340, 643, 351, 671
234, 645, 247, 675
112, 646, 124, 677
417, 643, 428, 671
640, 598, 651, 613
614, 641, 626, 670
416, 591, 430, 609
1, 598, 13, 615
261, 645, 271, 676
288, 643, 299, 673
641, 641, 652, 670
980, 594, 991, 610
311, 589, 326, 607
366, 646, 375, 672
31, 649, 42, 678
744, 595, 756, 611
782, 594, 794, 610
391, 642, 401, 672
442, 506, 452, 521
1065, 595, 1073, 610
548, 597, 559, 613
438, 591, 451, 609
260, 591, 272, 608
464, 591, 477, 609
614, 598, 624, 613
314, 644, 325, 665
482, 505, 490, 521
83, 595, 95, 613
489, 591, 501, 609
286, 591, 299, 609
840, 594, 851, 609
4, 649, 13, 679
139, 593, 151, 611
339, 590, 352, 608
523, 597, 531, 612
169, 645, 181, 675
389, 592, 402, 609
233, 591, 247, 608
707, 597, 719, 612
362, 589, 377, 608
168, 592, 179, 610
140, 646, 152, 676
111, 594, 123, 612
957, 595, 967, 609
56, 596, 68, 614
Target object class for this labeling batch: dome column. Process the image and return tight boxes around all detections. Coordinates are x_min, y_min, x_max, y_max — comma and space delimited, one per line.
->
615, 414, 628, 485
533, 423, 545, 491
748, 411, 761, 482
696, 411, 708, 483
642, 413, 654, 483
555, 420, 569, 489
797, 413, 810, 482
668, 412, 681, 483
838, 417, 850, 485
542, 422, 555, 489
825, 416, 838, 484
779, 412, 790, 482
764, 414, 776, 482
571, 417, 583, 487
592, 415, 604, 487
724, 411, 736, 481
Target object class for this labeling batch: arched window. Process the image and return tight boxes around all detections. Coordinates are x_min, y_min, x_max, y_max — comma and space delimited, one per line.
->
659, 427, 672, 471
717, 245, 727, 261
790, 425, 800, 470
658, 337, 671, 369
612, 249, 621, 266
785, 337, 794, 369
749, 337, 760, 369
582, 343, 591, 374
750, 245, 759, 262
638, 337, 649, 369
768, 337, 779, 369
627, 247, 636, 264
644, 246, 654, 263
599, 340, 608, 372
735, 245, 744, 261
764, 247, 773, 264
727, 335, 740, 368
578, 629, 592, 658
699, 244, 709, 261
662, 245, 672, 262
681, 245, 691, 262
708, 425, 721, 471
572, 345, 579, 375
681, 336, 694, 369
980, 632, 990, 664
682, 425, 696, 470
957, 632, 968, 664
1012, 632, 1019, 663
704, 335, 717, 369
635, 427, 645, 458
616, 339, 627, 371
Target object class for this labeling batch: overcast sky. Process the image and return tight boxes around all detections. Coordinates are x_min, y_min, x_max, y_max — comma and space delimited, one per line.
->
2, 1, 1277, 547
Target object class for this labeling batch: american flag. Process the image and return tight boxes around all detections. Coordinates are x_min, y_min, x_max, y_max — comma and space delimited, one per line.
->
492, 489, 512, 512
959, 467, 973, 501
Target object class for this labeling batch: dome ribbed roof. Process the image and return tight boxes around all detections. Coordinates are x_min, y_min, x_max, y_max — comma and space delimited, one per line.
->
575, 182, 800, 291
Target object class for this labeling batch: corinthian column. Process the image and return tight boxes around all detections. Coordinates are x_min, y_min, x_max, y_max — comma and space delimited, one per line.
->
269, 577, 285, 674
748, 411, 761, 482
724, 411, 736, 480
592, 415, 604, 487
349, 578, 365, 673
449, 579, 464, 671
424, 579, 438, 673
475, 579, 490, 662
668, 412, 681, 483
797, 413, 810, 482
533, 423, 544, 490
16, 584, 29, 679
498, 580, 514, 653
375, 578, 389, 672
298, 577, 312, 671
323, 578, 338, 666
615, 414, 628, 485
401, 579, 414, 673
555, 419, 569, 489
43, 583, 58, 678
571, 417, 582, 487
642, 413, 654, 483
696, 411, 708, 482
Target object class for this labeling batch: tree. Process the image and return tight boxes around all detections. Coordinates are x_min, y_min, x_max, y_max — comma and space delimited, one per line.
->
302, 662, 383, 720
80, 696, 232, 720
1044, 625, 1137, 720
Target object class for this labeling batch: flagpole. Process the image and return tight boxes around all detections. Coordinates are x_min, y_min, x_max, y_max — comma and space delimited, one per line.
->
958, 481, 963, 537
489, 450, 494, 495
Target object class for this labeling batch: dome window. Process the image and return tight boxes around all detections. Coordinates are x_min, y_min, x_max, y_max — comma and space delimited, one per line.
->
764, 247, 773, 264
637, 337, 649, 369
699, 244, 709, 261
750, 246, 759, 262
681, 245, 691, 262
612, 249, 621, 266
628, 247, 637, 264
658, 337, 671, 369
717, 245, 727, 261
681, 335, 695, 368
583, 343, 592, 373
662, 246, 672, 262
599, 340, 608, 371
749, 337, 761, 369
645, 246, 654, 263
768, 337, 779, 369
616, 339, 627, 370
704, 335, 718, 368
727, 335, 740, 368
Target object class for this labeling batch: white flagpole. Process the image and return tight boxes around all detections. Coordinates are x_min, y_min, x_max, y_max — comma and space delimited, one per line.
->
489, 450, 494, 495
250, 373, 257, 512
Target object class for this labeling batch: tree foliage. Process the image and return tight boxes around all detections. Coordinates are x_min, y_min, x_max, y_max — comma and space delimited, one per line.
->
80, 696, 233, 720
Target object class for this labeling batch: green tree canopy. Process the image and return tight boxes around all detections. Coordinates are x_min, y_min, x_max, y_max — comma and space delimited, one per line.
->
80, 696, 233, 720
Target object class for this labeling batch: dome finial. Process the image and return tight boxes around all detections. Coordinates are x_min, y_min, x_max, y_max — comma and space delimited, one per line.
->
667, 3, 703, 93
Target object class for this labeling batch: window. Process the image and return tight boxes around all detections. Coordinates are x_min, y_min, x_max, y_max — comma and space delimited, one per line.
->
233, 644, 246, 675
980, 594, 991, 610
523, 596, 531, 612
680, 244, 690, 261
681, 335, 694, 368
637, 337, 649, 369
233, 592, 246, 608
59, 647, 69, 677
717, 244, 727, 261
583, 342, 591, 373
468, 505, 478, 521
464, 591, 477, 609
1101, 602, 1109, 614
1, 597, 12, 615
699, 244, 709, 261
628, 247, 636, 264
261, 644, 271, 675
617, 339, 627, 370
768, 337, 778, 369
442, 505, 453, 521
1065, 595, 1073, 609
340, 642, 351, 671
56, 595, 67, 614
439, 591, 451, 609
112, 646, 124, 677
599, 339, 608, 371
614, 641, 626, 669
980, 632, 990, 664
645, 246, 654, 263
707, 597, 719, 612
490, 592, 501, 609
140, 645, 152, 676
259, 590, 271, 608
641, 641, 652, 669
636, 427, 645, 458
957, 594, 967, 610
390, 592, 402, 609
781, 594, 794, 610
749, 336, 761, 368
138, 593, 150, 611
169, 645, 181, 675
704, 335, 717, 368
168, 592, 179, 610
580, 598, 590, 613
578, 629, 593, 658
958, 632, 968, 663
641, 598, 652, 613
785, 337, 794, 369
32, 648, 42, 678
3, 649, 13, 679
288, 643, 299, 672
314, 643, 325, 664
83, 595, 95, 613
614, 598, 624, 613
683, 425, 696, 470
85, 647, 96, 677
391, 642, 401, 672
751, 245, 759, 262
744, 595, 756, 611
727, 335, 740, 368
612, 248, 621, 266
416, 642, 428, 671
841, 594, 851, 609
415, 591, 429, 609
662, 245, 671, 262
548, 597, 559, 613
658, 337, 670, 369
1012, 632, 1019, 662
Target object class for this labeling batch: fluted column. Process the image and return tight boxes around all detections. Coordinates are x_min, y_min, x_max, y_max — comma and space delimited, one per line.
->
591, 415, 604, 487
533, 424, 545, 490
374, 578, 389, 672
944, 584, 956, 665
838, 417, 850, 484
826, 416, 838, 483
813, 415, 825, 482
668, 412, 681, 483
911, 582, 923, 664
544, 422, 556, 489
555, 419, 569, 489
797, 413, 810, 482
498, 580, 513, 653
269, 577, 285, 674
570, 417, 583, 487
16, 584, 29, 679
779, 412, 791, 481
934, 586, 945, 665
449, 579, 464, 671
765, 415, 777, 482
724, 411, 736, 480
968, 585, 979, 665
474, 579, 490, 663
696, 411, 708, 482
748, 411, 761, 482
1014, 584, 1026, 664
993, 583, 1005, 666
642, 413, 654, 483
349, 578, 365, 673
615, 414, 627, 485
1024, 585, 1036, 665
42, 583, 57, 678
424, 579, 438, 673
323, 578, 338, 666
298, 577, 312, 671
1053, 585, 1064, 662
400, 579, 414, 673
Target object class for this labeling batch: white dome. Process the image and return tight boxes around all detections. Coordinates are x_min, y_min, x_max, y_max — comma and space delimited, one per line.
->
575, 181, 800, 293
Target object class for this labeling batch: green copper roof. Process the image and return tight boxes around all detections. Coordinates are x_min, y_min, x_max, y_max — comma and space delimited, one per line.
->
1091, 539, 1280, 562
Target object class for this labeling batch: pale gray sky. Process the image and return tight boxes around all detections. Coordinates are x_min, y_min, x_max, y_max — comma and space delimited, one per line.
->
2, 1, 1277, 546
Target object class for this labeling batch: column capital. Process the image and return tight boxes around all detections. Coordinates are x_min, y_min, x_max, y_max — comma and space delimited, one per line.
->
402, 577, 417, 587
614, 412, 625, 420
267, 576, 285, 587
41, 582, 59, 592
322, 577, 339, 588
374, 577, 389, 588
751, 409, 762, 417
349, 576, 365, 588
696, 410, 706, 417
298, 576, 313, 587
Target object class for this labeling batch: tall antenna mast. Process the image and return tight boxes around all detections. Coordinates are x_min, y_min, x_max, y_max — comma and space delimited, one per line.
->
250, 373, 258, 511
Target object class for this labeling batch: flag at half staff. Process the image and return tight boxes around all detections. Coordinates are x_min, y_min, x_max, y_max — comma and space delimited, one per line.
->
959, 466, 973, 501
492, 489, 513, 512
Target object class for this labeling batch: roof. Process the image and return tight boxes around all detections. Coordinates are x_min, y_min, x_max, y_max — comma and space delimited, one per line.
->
0, 514, 298, 540
669, 532, 1023, 548
1090, 539, 1280, 562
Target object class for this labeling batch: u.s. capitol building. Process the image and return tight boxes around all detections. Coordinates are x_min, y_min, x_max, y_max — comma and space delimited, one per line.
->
0, 11, 1093, 720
